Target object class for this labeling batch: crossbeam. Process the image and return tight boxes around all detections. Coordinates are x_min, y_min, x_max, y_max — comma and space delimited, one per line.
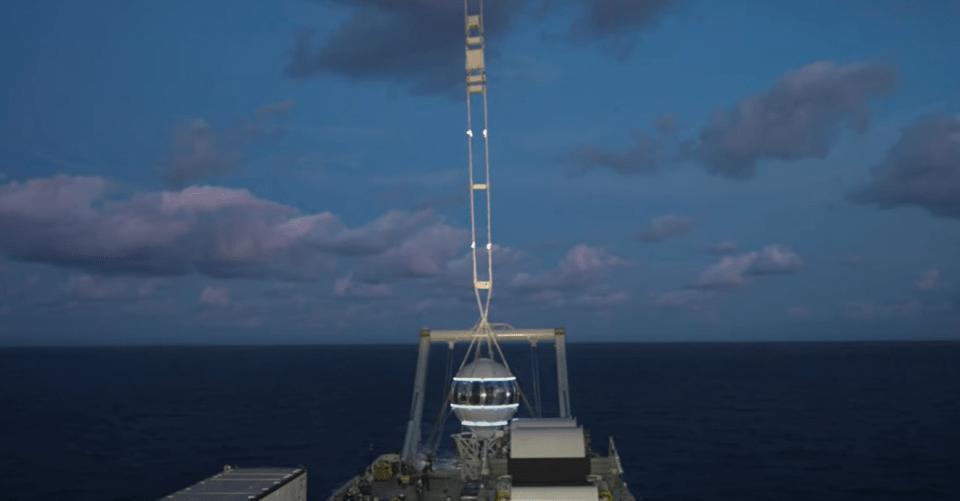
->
424, 327, 563, 344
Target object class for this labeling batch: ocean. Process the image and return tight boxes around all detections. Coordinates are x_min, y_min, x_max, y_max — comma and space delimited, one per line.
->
1, 342, 958, 501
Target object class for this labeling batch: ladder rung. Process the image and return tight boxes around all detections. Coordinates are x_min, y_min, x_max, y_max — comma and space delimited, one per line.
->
467, 74, 485, 84
472, 183, 487, 190
475, 281, 491, 290
467, 36, 482, 47
466, 15, 480, 29
468, 84, 485, 94
466, 48, 484, 72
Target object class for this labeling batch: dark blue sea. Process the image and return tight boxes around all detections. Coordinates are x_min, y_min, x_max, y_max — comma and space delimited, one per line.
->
1, 342, 959, 501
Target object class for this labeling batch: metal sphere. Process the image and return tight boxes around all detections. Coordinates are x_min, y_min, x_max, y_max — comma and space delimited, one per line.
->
450, 358, 519, 435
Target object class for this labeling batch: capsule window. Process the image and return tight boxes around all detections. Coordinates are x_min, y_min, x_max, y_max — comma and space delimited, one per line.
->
453, 381, 470, 405
468, 382, 482, 405
452, 379, 520, 406
492, 382, 507, 405
482, 382, 496, 405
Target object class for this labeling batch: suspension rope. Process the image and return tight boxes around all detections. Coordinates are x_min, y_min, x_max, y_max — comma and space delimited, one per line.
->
465, 0, 493, 327
426, 345, 457, 455
481, 0, 493, 319
531, 342, 542, 417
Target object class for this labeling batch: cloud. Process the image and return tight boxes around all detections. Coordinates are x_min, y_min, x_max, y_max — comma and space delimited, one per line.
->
334, 272, 394, 298
287, 0, 681, 96
915, 269, 940, 291
357, 223, 469, 280
286, 0, 508, 96
0, 175, 470, 282
0, 176, 193, 274
158, 185, 293, 216
165, 101, 293, 186
567, 128, 664, 175
653, 113, 678, 137
850, 114, 960, 218
697, 60, 899, 179
635, 213, 695, 243
509, 244, 630, 292
198, 285, 231, 307
565, 119, 693, 176
692, 244, 803, 290
706, 241, 738, 255
0, 175, 111, 222
66, 274, 127, 300
443, 244, 526, 283
254, 99, 296, 121
195, 215, 334, 280
751, 244, 805, 275
693, 253, 757, 290
652, 244, 803, 317
313, 209, 439, 256
561, 0, 684, 61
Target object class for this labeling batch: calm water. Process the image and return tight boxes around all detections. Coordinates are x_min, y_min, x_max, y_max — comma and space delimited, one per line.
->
1, 342, 958, 501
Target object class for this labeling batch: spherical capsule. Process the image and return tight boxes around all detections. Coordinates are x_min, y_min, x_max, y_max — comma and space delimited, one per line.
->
450, 358, 519, 437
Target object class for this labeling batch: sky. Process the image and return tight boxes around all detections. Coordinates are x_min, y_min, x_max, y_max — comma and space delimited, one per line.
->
0, 0, 959, 345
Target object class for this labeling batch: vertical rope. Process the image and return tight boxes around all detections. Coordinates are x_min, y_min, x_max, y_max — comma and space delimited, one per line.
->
530, 343, 542, 417
465, 20, 482, 320
480, 0, 493, 322
466, 0, 492, 326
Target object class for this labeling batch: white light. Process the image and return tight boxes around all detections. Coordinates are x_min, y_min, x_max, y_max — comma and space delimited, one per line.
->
486, 243, 492, 250
482, 129, 487, 137
467, 130, 473, 137
461, 420, 509, 427
453, 376, 516, 382
471, 241, 476, 249
451, 404, 519, 410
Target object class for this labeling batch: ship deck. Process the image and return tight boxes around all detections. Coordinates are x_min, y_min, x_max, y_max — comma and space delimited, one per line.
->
327, 455, 637, 501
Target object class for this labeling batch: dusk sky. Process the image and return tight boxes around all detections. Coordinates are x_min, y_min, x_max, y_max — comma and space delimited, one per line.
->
1, 0, 959, 345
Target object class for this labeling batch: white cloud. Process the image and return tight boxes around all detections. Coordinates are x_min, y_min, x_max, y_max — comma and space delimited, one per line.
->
752, 244, 805, 274
509, 244, 630, 292
693, 244, 803, 290
695, 253, 757, 290
0, 175, 475, 283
